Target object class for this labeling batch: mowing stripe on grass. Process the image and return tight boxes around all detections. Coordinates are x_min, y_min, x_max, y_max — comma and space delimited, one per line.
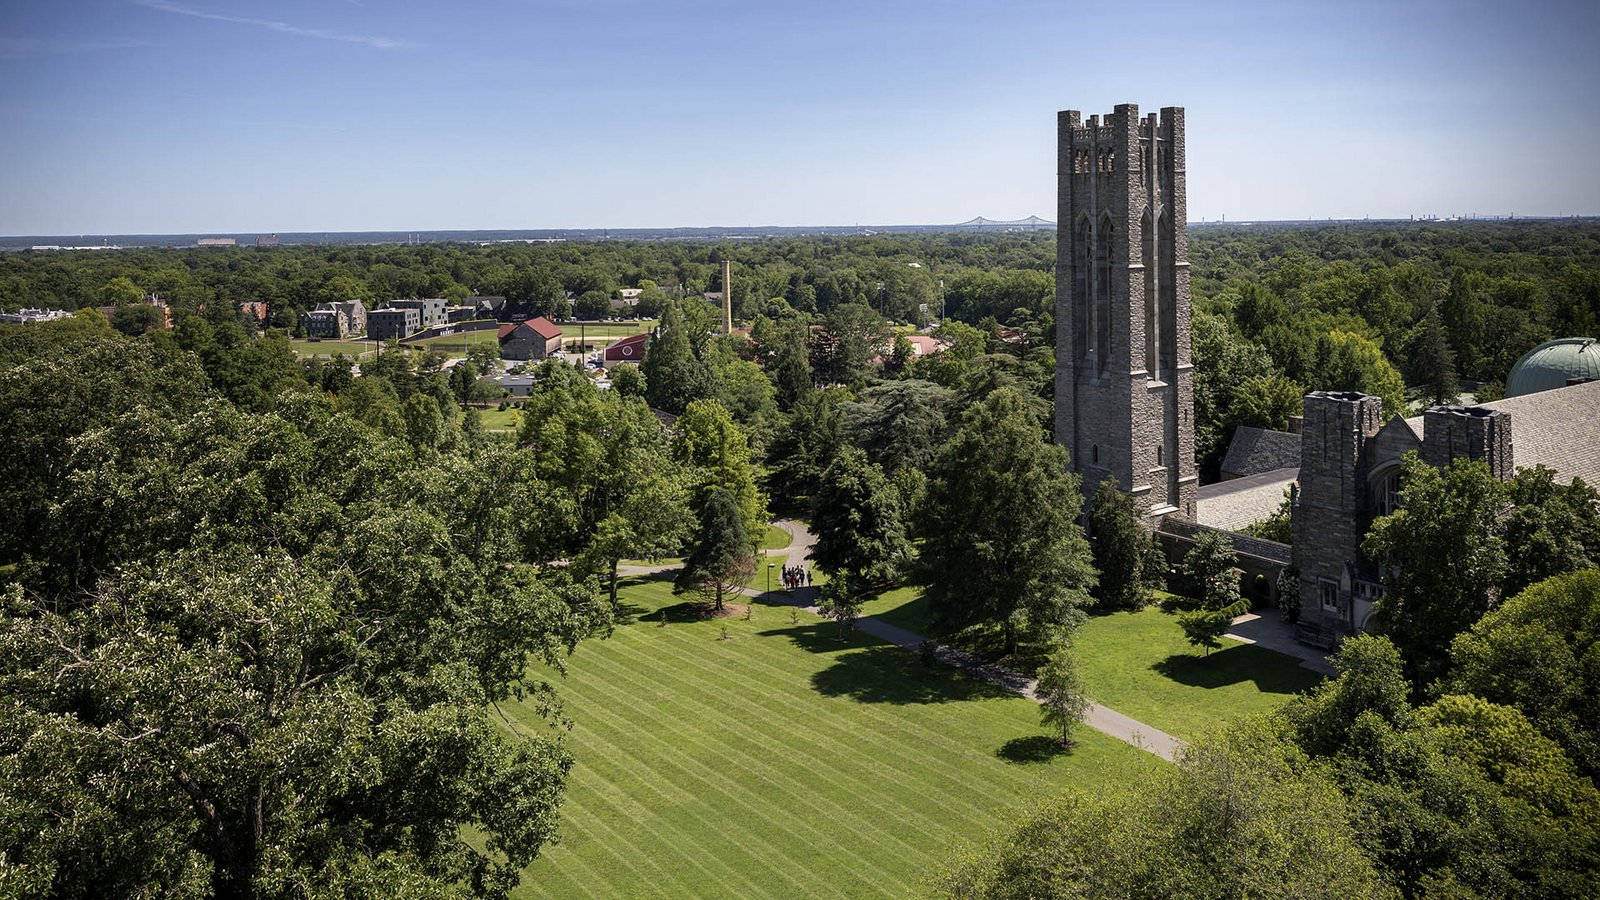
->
572, 638, 942, 883
542, 670, 839, 897
593, 619, 1023, 831
513, 576, 1165, 898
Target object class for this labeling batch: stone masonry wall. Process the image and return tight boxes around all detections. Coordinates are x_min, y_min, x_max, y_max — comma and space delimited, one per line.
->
1055, 104, 1196, 519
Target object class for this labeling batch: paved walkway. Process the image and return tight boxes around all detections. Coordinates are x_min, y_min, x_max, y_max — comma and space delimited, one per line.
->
747, 520, 1187, 762
620, 520, 1357, 762
1226, 612, 1335, 676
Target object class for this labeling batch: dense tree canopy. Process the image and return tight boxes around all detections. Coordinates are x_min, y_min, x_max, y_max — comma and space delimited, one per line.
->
917, 388, 1096, 655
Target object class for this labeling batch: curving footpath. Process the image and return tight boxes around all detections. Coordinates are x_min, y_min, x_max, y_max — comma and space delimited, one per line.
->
746, 520, 1186, 763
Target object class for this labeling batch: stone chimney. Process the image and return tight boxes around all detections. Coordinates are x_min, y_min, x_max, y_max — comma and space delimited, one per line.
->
1421, 405, 1513, 481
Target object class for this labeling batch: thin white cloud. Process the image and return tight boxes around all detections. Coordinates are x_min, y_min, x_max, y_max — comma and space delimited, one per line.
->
0, 37, 152, 60
131, 0, 410, 50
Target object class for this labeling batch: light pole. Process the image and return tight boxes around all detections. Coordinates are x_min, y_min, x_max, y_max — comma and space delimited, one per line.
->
767, 562, 775, 595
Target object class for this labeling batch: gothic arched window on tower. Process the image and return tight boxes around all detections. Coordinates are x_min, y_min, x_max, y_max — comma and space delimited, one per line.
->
1075, 218, 1092, 361
1157, 213, 1177, 373
1141, 210, 1159, 380
1095, 217, 1114, 373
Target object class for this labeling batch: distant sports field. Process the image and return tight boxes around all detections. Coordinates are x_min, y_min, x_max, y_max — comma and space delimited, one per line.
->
288, 338, 381, 358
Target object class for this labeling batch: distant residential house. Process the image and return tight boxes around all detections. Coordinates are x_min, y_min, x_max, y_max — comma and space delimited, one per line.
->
611, 287, 643, 313
498, 316, 564, 360
601, 332, 650, 368
473, 295, 507, 320
388, 298, 447, 329
445, 305, 477, 323
97, 295, 172, 330
0, 307, 73, 324
367, 307, 421, 340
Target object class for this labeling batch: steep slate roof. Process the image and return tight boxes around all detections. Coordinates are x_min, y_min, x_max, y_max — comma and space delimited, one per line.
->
1220, 427, 1302, 478
1195, 466, 1298, 532
1402, 379, 1600, 486
1480, 379, 1600, 485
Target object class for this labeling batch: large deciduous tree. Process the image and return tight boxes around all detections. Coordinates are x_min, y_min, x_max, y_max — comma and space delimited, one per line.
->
917, 388, 1096, 655
1364, 456, 1509, 687
1282, 634, 1600, 897
810, 447, 910, 587
0, 552, 589, 899
938, 722, 1390, 899
1446, 568, 1600, 780
672, 399, 766, 545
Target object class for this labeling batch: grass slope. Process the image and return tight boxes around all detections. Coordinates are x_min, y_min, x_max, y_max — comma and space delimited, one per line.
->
506, 577, 1162, 898
856, 590, 1322, 742
1072, 607, 1322, 741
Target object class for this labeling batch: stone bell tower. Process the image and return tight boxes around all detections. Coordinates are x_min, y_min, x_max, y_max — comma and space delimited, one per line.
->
1054, 103, 1197, 519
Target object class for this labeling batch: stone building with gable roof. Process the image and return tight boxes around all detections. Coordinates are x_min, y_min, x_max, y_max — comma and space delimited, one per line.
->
1054, 102, 1600, 648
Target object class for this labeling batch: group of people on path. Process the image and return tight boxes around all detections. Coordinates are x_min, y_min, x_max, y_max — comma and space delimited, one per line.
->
781, 564, 811, 591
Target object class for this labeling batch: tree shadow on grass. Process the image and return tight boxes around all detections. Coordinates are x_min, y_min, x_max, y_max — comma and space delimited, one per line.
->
1151, 645, 1321, 695
760, 622, 1015, 705
996, 735, 1071, 764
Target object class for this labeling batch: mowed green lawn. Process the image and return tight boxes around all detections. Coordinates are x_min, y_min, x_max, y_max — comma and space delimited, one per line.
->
856, 590, 1322, 742
1073, 607, 1322, 741
762, 524, 792, 551
473, 407, 521, 432
289, 338, 380, 358
504, 577, 1163, 898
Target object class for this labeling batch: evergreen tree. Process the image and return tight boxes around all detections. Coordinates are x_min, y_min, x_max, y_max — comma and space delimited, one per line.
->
675, 488, 754, 612
843, 379, 955, 475
1409, 309, 1460, 405
768, 320, 814, 409
1087, 480, 1152, 611
642, 299, 712, 414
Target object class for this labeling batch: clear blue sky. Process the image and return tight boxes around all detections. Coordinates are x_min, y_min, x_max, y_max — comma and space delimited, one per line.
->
3, 0, 1597, 234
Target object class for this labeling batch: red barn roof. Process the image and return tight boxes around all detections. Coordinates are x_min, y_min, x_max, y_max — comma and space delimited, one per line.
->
498, 316, 563, 342
525, 316, 562, 339
603, 332, 650, 361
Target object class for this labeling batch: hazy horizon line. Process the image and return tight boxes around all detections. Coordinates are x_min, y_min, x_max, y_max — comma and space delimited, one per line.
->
8, 212, 1598, 241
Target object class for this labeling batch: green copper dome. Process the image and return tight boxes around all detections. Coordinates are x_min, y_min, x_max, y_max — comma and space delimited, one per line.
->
1505, 337, 1600, 398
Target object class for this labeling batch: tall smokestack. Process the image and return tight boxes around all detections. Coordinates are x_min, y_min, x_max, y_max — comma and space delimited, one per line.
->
721, 259, 733, 334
